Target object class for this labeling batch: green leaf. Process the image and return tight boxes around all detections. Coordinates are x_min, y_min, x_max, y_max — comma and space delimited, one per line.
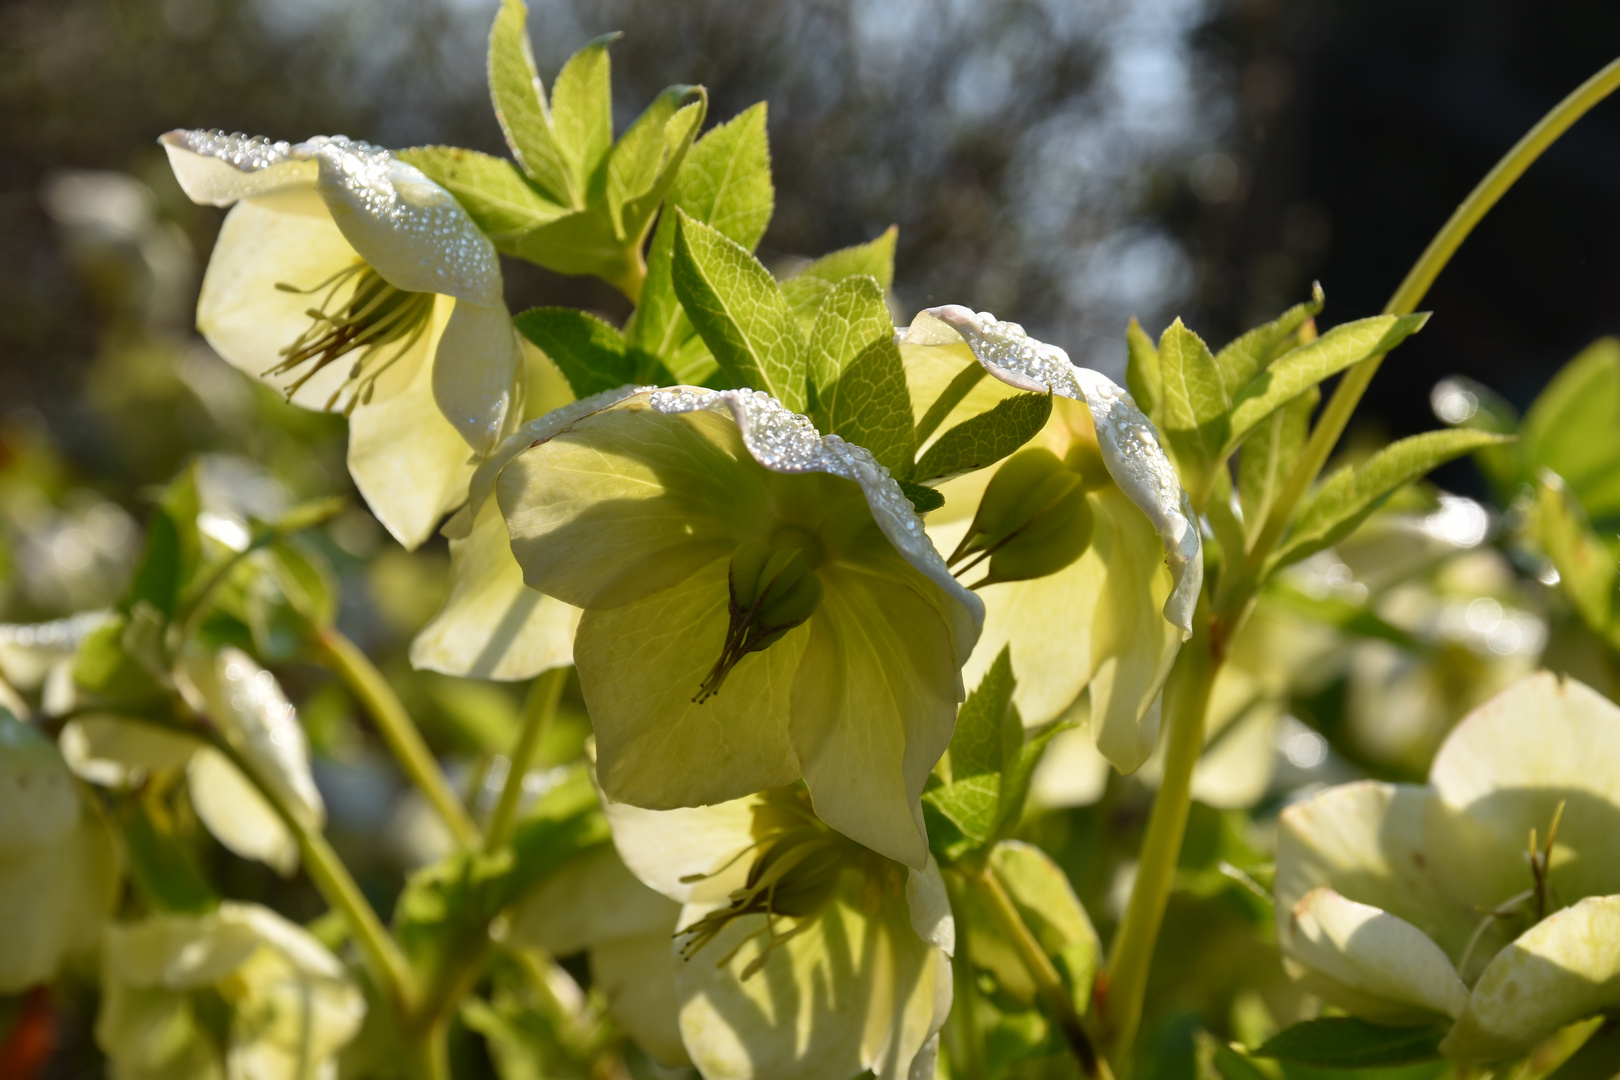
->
897, 479, 945, 514
806, 276, 914, 474
121, 800, 216, 915
1532, 473, 1620, 651
1522, 337, 1620, 521
124, 465, 202, 620
397, 146, 566, 244
1224, 313, 1430, 456
781, 226, 899, 325
629, 103, 774, 373
1125, 316, 1161, 423
1213, 282, 1324, 397
1254, 1017, 1445, 1068
514, 307, 636, 398
924, 649, 1017, 854
1239, 384, 1318, 545
603, 87, 706, 244
671, 102, 774, 250
989, 840, 1099, 1017
1545, 1021, 1620, 1080
1430, 374, 1521, 498
72, 616, 168, 711
1273, 429, 1512, 570
547, 33, 617, 207
1204, 466, 1248, 579
913, 391, 1052, 483
486, 0, 572, 204
671, 211, 806, 411
1158, 318, 1228, 484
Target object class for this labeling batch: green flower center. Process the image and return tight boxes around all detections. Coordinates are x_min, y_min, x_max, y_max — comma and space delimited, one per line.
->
269, 262, 436, 413
1457, 800, 1568, 979
693, 539, 825, 704
678, 792, 866, 979
948, 445, 1104, 589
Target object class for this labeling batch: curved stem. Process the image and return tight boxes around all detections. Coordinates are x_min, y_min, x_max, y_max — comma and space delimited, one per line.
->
1102, 599, 1218, 1070
315, 627, 481, 848
485, 666, 568, 851
403, 1021, 451, 1080
1249, 55, 1620, 567
124, 708, 416, 1014
969, 863, 1112, 1079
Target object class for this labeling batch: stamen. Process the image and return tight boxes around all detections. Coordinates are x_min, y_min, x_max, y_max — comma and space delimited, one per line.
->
267, 262, 435, 412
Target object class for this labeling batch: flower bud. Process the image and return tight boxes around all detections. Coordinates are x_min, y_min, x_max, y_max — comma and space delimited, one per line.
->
949, 447, 1096, 588
695, 542, 825, 702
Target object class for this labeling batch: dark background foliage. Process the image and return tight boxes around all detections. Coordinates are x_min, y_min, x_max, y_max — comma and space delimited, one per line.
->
4, 0, 1617, 492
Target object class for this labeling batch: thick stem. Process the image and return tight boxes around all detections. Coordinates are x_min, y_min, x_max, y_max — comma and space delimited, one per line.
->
1102, 599, 1217, 1069
485, 666, 569, 851
316, 627, 481, 848
943, 876, 987, 1079
1249, 56, 1620, 568
970, 863, 1111, 1079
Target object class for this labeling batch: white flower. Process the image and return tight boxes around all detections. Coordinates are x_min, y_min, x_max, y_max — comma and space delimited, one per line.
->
899, 307, 1201, 773
161, 130, 525, 548
1276, 671, 1620, 1061
96, 901, 365, 1080
0, 709, 119, 992
62, 647, 324, 876
604, 786, 953, 1080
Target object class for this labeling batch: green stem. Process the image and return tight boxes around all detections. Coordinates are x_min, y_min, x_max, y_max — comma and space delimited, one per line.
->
127, 708, 416, 1014
485, 665, 569, 851
315, 627, 481, 848
403, 1021, 451, 1080
1249, 56, 1620, 568
1102, 598, 1218, 1069
970, 863, 1111, 1079
943, 876, 987, 1079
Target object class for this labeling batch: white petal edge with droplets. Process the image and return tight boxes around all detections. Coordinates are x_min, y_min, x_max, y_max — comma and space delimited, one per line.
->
905, 307, 1202, 639
161, 129, 501, 306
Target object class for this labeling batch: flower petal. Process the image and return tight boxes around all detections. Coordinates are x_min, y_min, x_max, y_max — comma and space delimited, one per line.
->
592, 931, 692, 1068
58, 717, 197, 790
182, 648, 323, 875
1286, 887, 1468, 1024
508, 846, 681, 954
409, 494, 579, 680
1277, 780, 1478, 962
499, 398, 768, 609
1441, 895, 1620, 1062
188, 748, 300, 876
603, 793, 762, 906
1085, 486, 1184, 773
907, 307, 1201, 639
579, 559, 803, 811
102, 908, 263, 990
1426, 672, 1620, 910
194, 191, 363, 407
431, 297, 522, 453
650, 387, 983, 640
675, 870, 950, 1080
0, 812, 119, 993
306, 136, 502, 305
346, 298, 477, 550
792, 565, 962, 868
159, 130, 317, 205
0, 710, 80, 855
906, 857, 956, 957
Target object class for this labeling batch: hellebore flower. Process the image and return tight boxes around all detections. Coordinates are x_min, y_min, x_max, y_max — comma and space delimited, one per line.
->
899, 307, 1201, 773
161, 129, 525, 549
496, 386, 982, 868
96, 901, 365, 1080
1276, 671, 1620, 1061
61, 647, 324, 876
605, 785, 953, 1080
0, 709, 119, 993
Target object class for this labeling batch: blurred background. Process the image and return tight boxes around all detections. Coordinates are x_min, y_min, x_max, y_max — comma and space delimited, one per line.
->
2, 1, 1619, 1075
